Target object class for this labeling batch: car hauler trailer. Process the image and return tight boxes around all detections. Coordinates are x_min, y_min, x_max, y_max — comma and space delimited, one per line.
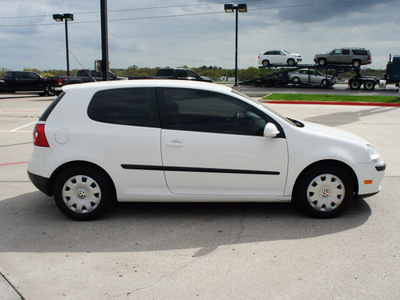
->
240, 64, 353, 88
348, 55, 400, 90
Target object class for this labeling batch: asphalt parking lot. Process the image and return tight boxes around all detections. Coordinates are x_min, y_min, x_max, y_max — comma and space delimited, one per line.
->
1, 90, 399, 299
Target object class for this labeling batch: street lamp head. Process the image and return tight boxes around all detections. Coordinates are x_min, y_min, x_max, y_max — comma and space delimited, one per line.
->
224, 4, 234, 13
63, 13, 74, 21
53, 14, 64, 22
238, 4, 247, 13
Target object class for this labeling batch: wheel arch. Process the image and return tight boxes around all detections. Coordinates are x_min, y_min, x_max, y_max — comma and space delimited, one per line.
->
292, 159, 359, 199
48, 160, 116, 197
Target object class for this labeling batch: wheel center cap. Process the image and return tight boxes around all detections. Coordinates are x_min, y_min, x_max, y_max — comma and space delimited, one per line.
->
321, 188, 331, 198
76, 189, 88, 200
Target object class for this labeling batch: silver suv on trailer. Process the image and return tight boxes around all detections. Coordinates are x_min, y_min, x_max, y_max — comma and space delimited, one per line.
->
314, 48, 371, 68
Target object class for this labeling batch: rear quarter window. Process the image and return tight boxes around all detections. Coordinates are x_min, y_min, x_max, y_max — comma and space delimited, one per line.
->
39, 92, 65, 121
352, 49, 368, 55
87, 88, 160, 128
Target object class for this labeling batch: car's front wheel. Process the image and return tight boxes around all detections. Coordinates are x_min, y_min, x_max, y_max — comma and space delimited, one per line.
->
53, 166, 115, 221
287, 58, 295, 66
294, 165, 354, 218
321, 79, 329, 88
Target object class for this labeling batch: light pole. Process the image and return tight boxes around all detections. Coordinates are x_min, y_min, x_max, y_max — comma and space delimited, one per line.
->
53, 13, 74, 76
224, 3, 247, 87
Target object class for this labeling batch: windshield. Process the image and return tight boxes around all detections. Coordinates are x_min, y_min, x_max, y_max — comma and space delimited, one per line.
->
282, 50, 291, 54
230, 89, 296, 126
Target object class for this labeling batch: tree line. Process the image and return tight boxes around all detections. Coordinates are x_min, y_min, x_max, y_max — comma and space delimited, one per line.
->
0, 66, 386, 82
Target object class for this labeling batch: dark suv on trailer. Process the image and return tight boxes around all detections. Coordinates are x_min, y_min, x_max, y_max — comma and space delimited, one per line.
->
314, 48, 371, 68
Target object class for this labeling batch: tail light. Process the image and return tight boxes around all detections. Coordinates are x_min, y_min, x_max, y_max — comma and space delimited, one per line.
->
33, 123, 50, 147
57, 78, 63, 85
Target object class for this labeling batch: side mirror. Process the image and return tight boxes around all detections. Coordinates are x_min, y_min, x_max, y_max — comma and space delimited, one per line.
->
263, 123, 280, 138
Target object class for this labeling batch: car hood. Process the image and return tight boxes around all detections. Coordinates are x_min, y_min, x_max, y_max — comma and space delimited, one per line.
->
302, 121, 368, 145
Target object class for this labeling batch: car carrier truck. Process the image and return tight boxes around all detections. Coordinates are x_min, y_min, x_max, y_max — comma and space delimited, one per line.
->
348, 54, 400, 90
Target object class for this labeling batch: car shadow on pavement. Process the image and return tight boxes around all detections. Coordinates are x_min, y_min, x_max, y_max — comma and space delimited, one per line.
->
303, 106, 398, 127
0, 191, 371, 256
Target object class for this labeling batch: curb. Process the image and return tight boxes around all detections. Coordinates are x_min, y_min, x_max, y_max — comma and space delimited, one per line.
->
261, 100, 400, 107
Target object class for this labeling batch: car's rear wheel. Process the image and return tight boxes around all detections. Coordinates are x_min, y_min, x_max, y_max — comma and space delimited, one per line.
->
262, 60, 270, 67
292, 77, 300, 86
54, 166, 115, 221
352, 60, 361, 68
287, 59, 295, 66
294, 165, 354, 218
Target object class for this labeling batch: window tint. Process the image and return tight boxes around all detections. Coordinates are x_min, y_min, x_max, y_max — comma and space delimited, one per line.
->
39, 92, 65, 121
352, 49, 368, 55
175, 70, 186, 77
342, 49, 350, 55
161, 88, 268, 136
187, 70, 197, 77
157, 69, 173, 76
88, 88, 159, 128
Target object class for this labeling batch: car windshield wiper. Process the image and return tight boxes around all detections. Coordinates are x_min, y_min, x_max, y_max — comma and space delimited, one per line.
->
287, 118, 304, 127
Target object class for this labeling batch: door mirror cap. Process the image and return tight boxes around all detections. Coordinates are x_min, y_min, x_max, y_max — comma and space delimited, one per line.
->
264, 123, 280, 138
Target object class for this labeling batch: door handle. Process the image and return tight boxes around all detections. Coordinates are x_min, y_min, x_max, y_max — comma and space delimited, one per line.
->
166, 140, 184, 148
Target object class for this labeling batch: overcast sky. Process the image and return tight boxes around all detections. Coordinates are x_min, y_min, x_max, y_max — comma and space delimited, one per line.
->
1, 0, 399, 71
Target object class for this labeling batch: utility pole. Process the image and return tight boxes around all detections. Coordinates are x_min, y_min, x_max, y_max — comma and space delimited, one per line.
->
100, 0, 109, 81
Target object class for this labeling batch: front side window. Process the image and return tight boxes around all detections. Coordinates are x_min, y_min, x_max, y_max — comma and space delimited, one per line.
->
88, 88, 159, 128
160, 88, 268, 136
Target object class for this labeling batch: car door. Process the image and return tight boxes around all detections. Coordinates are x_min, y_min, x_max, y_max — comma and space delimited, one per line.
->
340, 49, 351, 64
25, 72, 43, 91
328, 49, 341, 64
158, 88, 288, 196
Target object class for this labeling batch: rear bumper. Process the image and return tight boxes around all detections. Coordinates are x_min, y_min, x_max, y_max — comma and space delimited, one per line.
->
27, 171, 52, 196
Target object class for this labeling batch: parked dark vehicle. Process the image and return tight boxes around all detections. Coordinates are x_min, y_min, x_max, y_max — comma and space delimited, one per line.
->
0, 71, 55, 96
47, 70, 127, 93
128, 68, 213, 82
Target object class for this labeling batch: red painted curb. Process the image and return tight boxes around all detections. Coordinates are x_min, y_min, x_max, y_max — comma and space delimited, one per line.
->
0, 161, 27, 167
262, 100, 400, 107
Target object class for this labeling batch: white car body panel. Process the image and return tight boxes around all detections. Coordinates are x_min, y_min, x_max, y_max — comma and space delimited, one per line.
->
27, 80, 384, 207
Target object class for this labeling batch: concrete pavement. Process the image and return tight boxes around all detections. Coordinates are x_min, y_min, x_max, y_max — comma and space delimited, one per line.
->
0, 93, 399, 299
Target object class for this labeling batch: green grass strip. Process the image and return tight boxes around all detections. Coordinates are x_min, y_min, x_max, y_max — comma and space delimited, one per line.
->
262, 93, 400, 103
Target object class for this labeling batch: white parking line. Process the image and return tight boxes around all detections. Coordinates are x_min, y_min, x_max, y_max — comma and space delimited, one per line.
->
11, 121, 37, 132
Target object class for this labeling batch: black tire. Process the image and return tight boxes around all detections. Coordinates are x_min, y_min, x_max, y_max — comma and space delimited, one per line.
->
45, 85, 56, 96
292, 77, 300, 86
53, 166, 115, 221
262, 60, 270, 67
318, 58, 327, 66
352, 60, 361, 68
287, 59, 295, 66
320, 79, 329, 88
363, 80, 376, 90
349, 79, 362, 90
294, 165, 354, 218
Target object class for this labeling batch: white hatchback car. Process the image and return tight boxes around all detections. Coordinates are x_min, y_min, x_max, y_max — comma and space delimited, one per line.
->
258, 49, 302, 67
28, 80, 385, 220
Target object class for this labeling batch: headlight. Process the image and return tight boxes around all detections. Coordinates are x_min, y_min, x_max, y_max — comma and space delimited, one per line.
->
365, 144, 382, 163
